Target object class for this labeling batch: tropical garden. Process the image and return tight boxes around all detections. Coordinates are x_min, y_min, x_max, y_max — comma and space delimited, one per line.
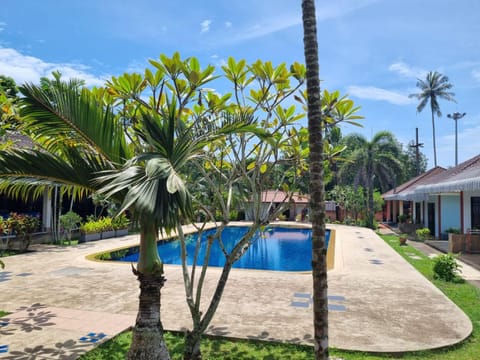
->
0, 1, 462, 359
0, 55, 433, 360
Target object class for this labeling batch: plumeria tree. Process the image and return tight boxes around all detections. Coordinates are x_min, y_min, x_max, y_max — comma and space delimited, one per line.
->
102, 54, 309, 359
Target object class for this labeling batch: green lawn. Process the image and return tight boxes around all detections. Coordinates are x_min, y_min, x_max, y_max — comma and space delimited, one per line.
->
79, 234, 480, 360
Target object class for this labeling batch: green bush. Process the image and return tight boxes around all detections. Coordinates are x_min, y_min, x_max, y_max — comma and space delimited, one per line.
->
112, 213, 129, 230
415, 227, 431, 241
59, 211, 82, 243
445, 227, 461, 234
433, 253, 462, 282
5, 212, 40, 237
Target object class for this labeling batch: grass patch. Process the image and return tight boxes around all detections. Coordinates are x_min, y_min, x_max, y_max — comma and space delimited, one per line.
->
0, 249, 24, 257
0, 310, 8, 317
79, 233, 480, 360
79, 331, 315, 360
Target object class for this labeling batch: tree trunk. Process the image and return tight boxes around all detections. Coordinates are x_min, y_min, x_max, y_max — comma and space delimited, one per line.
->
302, 1, 329, 359
366, 149, 375, 229
430, 103, 437, 167
127, 216, 170, 360
181, 226, 259, 360
183, 330, 202, 360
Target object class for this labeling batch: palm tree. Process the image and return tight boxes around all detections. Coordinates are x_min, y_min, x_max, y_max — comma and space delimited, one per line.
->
301, 1, 329, 359
338, 131, 403, 228
0, 81, 181, 359
409, 71, 455, 167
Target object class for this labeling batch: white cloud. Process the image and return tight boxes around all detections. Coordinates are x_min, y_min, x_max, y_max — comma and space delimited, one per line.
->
347, 85, 415, 105
389, 61, 427, 79
472, 69, 480, 82
210, 54, 226, 67
225, 21, 232, 28
231, 0, 379, 42
0, 22, 6, 32
0, 47, 107, 87
201, 20, 212, 33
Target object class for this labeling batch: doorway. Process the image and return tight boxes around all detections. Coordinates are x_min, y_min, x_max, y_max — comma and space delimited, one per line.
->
427, 202, 435, 236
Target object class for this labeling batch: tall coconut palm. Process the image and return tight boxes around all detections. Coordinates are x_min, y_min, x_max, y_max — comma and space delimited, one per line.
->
338, 131, 403, 228
409, 71, 455, 167
301, 0, 329, 359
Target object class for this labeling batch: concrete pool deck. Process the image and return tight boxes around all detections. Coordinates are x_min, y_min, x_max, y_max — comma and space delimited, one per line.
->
0, 224, 475, 359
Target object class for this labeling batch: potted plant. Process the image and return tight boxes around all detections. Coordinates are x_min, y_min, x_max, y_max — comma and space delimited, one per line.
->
399, 233, 408, 246
415, 228, 431, 242
112, 213, 129, 237
99, 217, 115, 239
398, 214, 408, 224
59, 211, 82, 245
5, 213, 40, 251
79, 218, 102, 242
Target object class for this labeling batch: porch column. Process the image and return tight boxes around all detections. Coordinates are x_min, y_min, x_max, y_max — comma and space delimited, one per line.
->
42, 189, 53, 232
386, 201, 391, 222
437, 195, 442, 239
460, 191, 464, 234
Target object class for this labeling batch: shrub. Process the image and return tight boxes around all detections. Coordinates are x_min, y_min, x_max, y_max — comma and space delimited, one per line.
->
398, 214, 409, 224
6, 213, 40, 238
433, 253, 462, 282
445, 227, 461, 234
59, 211, 82, 242
80, 216, 116, 234
416, 228, 431, 241
80, 219, 103, 234
112, 213, 129, 230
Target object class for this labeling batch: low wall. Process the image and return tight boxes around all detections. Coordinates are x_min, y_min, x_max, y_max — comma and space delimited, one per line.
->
449, 233, 480, 253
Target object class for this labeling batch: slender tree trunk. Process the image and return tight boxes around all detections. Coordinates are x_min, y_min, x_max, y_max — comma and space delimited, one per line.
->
366, 149, 375, 229
302, 1, 329, 359
181, 226, 259, 360
127, 217, 170, 360
431, 103, 437, 167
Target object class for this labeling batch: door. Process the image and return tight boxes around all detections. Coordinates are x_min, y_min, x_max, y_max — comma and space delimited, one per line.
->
471, 197, 480, 229
428, 202, 435, 236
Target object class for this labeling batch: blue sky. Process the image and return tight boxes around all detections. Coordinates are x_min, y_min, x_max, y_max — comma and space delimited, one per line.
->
2, 0, 480, 169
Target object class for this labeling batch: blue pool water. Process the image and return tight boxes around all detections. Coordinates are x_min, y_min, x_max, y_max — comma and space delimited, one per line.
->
118, 226, 330, 271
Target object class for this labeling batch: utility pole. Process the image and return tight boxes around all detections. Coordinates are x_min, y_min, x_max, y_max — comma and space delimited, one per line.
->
447, 112, 466, 166
410, 128, 424, 175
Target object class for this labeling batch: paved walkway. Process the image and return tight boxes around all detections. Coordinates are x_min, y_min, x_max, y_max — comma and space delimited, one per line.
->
0, 224, 475, 359
379, 225, 480, 288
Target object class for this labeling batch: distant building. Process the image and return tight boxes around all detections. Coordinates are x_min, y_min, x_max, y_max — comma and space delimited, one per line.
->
382, 154, 480, 239
244, 190, 337, 222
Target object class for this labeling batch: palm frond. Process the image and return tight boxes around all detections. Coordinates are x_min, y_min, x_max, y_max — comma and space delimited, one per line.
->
0, 147, 116, 201
19, 81, 131, 165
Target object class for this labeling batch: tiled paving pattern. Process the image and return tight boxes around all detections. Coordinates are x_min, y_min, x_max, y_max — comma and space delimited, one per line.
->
291, 292, 347, 312
79, 332, 107, 343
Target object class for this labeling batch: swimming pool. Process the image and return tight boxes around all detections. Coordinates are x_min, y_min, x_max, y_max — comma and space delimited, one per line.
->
116, 226, 331, 272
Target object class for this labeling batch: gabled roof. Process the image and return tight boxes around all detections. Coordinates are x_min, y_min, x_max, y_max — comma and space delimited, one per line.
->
259, 190, 310, 204
382, 166, 446, 201
414, 154, 480, 194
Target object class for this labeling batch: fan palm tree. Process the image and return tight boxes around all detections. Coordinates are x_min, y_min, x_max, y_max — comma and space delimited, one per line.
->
0, 81, 182, 358
409, 71, 455, 167
338, 131, 403, 228
301, 0, 329, 359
